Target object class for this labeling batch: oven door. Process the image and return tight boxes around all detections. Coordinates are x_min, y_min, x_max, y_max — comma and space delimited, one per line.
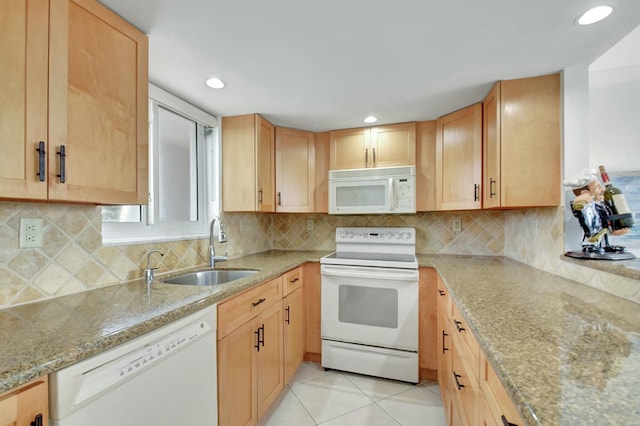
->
321, 264, 418, 351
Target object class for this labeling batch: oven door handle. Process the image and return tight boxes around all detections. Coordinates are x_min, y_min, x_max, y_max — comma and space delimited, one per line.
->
321, 265, 418, 281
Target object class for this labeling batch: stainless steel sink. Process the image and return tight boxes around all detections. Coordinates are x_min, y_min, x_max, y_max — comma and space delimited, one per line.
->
162, 269, 258, 286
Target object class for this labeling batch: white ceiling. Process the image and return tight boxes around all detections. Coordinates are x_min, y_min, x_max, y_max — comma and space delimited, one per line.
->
99, 0, 640, 132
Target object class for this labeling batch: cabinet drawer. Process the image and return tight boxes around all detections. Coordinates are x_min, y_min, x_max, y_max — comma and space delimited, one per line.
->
282, 267, 303, 296
451, 302, 479, 358
218, 276, 283, 339
480, 352, 526, 426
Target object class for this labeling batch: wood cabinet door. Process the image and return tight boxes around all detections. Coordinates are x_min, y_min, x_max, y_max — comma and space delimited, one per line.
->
256, 116, 275, 212
0, 377, 48, 426
0, 0, 48, 200
256, 301, 283, 418
48, 0, 148, 204
313, 132, 330, 213
416, 120, 437, 212
500, 74, 560, 207
435, 103, 482, 210
483, 82, 501, 209
222, 114, 257, 211
303, 262, 322, 360
218, 320, 258, 426
275, 127, 315, 212
283, 287, 304, 384
370, 122, 416, 168
329, 127, 369, 170
419, 268, 438, 380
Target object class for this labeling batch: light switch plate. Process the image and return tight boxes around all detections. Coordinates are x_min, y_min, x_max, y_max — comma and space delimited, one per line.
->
19, 218, 44, 248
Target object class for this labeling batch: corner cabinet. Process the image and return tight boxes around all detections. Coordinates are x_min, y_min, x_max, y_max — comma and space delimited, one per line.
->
483, 74, 561, 208
275, 127, 315, 212
0, 0, 149, 204
0, 376, 48, 426
222, 114, 275, 212
435, 103, 482, 210
329, 122, 416, 170
217, 276, 284, 425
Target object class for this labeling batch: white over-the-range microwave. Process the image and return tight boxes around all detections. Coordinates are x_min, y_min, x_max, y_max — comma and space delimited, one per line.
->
328, 165, 416, 214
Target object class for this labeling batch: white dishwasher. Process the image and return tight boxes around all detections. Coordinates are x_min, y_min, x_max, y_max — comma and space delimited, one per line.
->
49, 304, 218, 426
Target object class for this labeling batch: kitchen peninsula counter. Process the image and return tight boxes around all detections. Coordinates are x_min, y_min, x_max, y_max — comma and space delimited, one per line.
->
1, 251, 639, 425
417, 254, 640, 426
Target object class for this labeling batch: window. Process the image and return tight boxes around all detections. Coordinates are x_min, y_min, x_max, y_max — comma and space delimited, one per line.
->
101, 84, 219, 244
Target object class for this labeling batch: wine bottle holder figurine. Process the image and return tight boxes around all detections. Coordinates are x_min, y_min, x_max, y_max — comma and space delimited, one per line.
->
564, 168, 635, 260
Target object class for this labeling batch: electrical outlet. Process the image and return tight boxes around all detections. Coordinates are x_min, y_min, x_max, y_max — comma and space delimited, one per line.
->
19, 218, 44, 248
452, 218, 462, 233
306, 219, 314, 231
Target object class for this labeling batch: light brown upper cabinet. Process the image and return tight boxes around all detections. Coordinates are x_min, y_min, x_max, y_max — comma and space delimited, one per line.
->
313, 132, 330, 213
0, 0, 148, 204
329, 122, 416, 170
222, 114, 275, 212
483, 73, 561, 208
435, 103, 483, 210
416, 121, 437, 211
275, 127, 315, 212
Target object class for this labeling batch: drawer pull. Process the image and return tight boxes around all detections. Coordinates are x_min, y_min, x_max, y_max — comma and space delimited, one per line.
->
289, 277, 299, 283
442, 330, 449, 353
454, 320, 465, 332
252, 298, 266, 307
438, 289, 445, 296
501, 415, 518, 426
453, 372, 465, 390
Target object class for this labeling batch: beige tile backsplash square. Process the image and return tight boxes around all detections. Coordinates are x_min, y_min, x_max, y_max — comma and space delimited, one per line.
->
0, 201, 637, 308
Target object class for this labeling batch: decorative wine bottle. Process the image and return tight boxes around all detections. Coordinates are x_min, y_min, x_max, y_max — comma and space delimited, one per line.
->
598, 165, 634, 230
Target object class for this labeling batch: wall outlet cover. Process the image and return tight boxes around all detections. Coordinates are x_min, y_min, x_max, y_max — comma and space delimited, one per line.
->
19, 218, 44, 248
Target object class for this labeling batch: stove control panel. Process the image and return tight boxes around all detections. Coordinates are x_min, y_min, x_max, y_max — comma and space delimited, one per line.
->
336, 227, 415, 244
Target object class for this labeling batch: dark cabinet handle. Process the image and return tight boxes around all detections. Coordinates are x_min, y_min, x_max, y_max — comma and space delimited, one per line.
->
438, 289, 445, 296
31, 413, 43, 426
365, 147, 368, 165
474, 183, 480, 201
453, 372, 465, 390
57, 145, 66, 183
454, 320, 465, 332
285, 306, 291, 324
501, 415, 518, 426
290, 277, 299, 283
277, 192, 282, 206
254, 327, 261, 351
258, 188, 263, 204
442, 330, 449, 354
489, 178, 496, 198
252, 298, 266, 307
373, 147, 376, 165
36, 142, 46, 182
258, 324, 265, 347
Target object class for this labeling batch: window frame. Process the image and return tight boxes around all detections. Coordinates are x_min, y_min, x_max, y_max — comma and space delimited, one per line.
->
101, 84, 220, 245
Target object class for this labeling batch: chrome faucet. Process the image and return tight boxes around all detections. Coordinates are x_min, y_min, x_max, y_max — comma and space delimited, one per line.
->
209, 216, 228, 268
144, 249, 164, 288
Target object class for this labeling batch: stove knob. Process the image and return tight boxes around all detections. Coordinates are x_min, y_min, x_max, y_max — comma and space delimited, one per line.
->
395, 233, 401, 239
348, 232, 354, 238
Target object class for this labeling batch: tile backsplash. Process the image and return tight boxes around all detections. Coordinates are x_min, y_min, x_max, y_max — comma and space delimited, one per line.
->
0, 201, 637, 308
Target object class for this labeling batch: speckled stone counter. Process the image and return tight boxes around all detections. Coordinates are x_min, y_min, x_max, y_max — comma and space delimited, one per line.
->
0, 250, 328, 393
417, 254, 640, 426
563, 255, 640, 280
2, 251, 639, 426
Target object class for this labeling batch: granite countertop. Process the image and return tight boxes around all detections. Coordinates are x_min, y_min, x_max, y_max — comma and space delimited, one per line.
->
1, 250, 639, 425
0, 250, 328, 393
417, 254, 640, 426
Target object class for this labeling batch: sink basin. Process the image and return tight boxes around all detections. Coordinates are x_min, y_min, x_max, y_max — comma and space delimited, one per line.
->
162, 269, 258, 286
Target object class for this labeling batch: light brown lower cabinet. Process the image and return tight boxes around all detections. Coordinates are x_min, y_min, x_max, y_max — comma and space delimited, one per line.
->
438, 277, 526, 426
283, 267, 304, 384
217, 276, 284, 426
0, 376, 48, 426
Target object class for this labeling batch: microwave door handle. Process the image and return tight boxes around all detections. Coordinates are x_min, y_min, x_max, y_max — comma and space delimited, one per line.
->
388, 178, 394, 210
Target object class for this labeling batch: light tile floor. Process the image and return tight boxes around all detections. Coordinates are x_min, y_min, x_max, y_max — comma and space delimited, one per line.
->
257, 362, 447, 426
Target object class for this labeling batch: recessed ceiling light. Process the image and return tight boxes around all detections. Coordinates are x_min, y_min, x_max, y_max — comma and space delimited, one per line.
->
205, 77, 225, 89
364, 116, 378, 124
578, 5, 613, 25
